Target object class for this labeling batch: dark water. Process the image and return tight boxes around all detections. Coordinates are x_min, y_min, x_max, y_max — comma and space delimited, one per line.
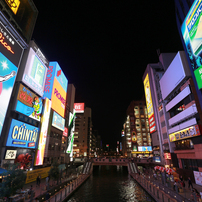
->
66, 165, 155, 202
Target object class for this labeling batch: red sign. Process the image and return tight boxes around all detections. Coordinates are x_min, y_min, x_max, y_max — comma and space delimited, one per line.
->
164, 153, 171, 160
63, 127, 68, 137
74, 103, 84, 113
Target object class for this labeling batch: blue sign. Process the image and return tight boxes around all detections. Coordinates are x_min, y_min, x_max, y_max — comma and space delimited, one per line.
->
52, 111, 65, 131
153, 156, 161, 163
43, 61, 68, 99
6, 119, 39, 149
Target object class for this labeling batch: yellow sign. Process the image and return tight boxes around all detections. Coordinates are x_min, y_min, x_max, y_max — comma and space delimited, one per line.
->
169, 125, 201, 142
131, 151, 150, 154
5, 0, 20, 14
25, 167, 51, 184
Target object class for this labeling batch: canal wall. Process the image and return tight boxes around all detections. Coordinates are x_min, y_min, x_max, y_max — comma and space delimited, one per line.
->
130, 173, 190, 202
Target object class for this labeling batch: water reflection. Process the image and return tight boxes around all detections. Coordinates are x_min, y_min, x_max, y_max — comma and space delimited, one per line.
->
67, 165, 155, 202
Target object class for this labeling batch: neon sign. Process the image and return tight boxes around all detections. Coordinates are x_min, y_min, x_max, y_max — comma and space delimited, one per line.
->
0, 33, 14, 54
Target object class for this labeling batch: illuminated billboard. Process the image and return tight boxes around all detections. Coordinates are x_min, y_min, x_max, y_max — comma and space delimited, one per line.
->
22, 48, 47, 96
144, 73, 156, 133
44, 62, 68, 99
181, 0, 202, 89
169, 125, 201, 142
138, 146, 152, 152
15, 84, 43, 121
35, 98, 51, 166
66, 110, 75, 155
74, 103, 84, 113
52, 111, 65, 131
2, 0, 38, 42
63, 127, 68, 137
6, 119, 39, 149
0, 52, 17, 136
51, 78, 66, 117
0, 21, 23, 67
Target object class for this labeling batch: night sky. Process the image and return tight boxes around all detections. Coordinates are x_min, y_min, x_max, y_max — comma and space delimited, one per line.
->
32, 1, 183, 149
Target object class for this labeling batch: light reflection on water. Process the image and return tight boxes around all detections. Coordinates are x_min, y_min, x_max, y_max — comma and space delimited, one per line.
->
67, 165, 155, 202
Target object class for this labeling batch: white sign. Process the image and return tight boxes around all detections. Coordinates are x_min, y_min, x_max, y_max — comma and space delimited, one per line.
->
5, 150, 17, 159
194, 171, 202, 186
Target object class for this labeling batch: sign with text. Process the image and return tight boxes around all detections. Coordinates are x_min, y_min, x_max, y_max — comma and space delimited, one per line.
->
164, 153, 171, 160
74, 103, 84, 113
138, 146, 152, 152
6, 119, 39, 148
169, 125, 201, 142
0, 52, 18, 136
181, 0, 202, 89
5, 149, 17, 159
144, 74, 156, 133
52, 111, 65, 131
15, 84, 43, 121
22, 48, 47, 96
63, 127, 68, 137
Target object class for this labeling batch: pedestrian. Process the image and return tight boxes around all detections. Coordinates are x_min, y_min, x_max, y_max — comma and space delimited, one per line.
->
188, 177, 193, 189
38, 175, 41, 187
179, 175, 183, 182
45, 191, 50, 200
29, 185, 34, 202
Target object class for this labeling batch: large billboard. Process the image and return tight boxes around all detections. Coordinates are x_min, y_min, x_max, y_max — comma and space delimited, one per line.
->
15, 84, 43, 121
44, 62, 68, 99
6, 119, 39, 149
22, 48, 47, 96
35, 98, 51, 166
0, 52, 18, 136
144, 73, 156, 133
181, 0, 202, 89
52, 111, 65, 131
1, 0, 38, 43
51, 78, 66, 117
74, 103, 84, 113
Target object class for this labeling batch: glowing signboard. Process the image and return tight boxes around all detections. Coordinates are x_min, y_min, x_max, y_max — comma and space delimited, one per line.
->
51, 78, 66, 117
181, 0, 202, 89
22, 48, 47, 96
169, 125, 201, 142
0, 53, 17, 136
52, 111, 65, 131
6, 119, 39, 148
63, 127, 68, 137
5, 149, 17, 159
138, 146, 152, 152
35, 98, 51, 166
74, 103, 84, 113
15, 84, 43, 121
144, 73, 156, 133
5, 0, 20, 14
164, 153, 171, 160
44, 62, 68, 99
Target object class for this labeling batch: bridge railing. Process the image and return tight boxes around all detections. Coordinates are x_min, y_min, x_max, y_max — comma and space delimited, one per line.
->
92, 158, 129, 164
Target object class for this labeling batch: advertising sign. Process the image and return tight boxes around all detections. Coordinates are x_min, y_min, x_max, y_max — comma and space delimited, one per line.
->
74, 103, 84, 113
5, 0, 20, 14
164, 153, 171, 160
131, 131, 137, 143
181, 0, 202, 89
5, 149, 17, 159
22, 48, 47, 96
153, 156, 161, 163
194, 171, 202, 186
169, 125, 200, 142
44, 62, 68, 99
51, 78, 66, 117
66, 110, 75, 155
144, 73, 156, 133
0, 21, 23, 67
0, 53, 17, 136
6, 119, 39, 148
63, 127, 68, 137
15, 84, 43, 121
52, 111, 65, 131
35, 98, 51, 166
138, 146, 152, 152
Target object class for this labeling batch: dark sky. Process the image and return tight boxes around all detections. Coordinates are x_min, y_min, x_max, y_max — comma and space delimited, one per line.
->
32, 1, 183, 149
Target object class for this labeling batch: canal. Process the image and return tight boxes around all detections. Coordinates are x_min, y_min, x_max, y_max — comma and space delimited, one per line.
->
66, 165, 155, 202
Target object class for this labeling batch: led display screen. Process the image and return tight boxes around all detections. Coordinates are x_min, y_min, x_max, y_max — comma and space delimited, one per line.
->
181, 0, 202, 89
35, 98, 51, 166
22, 48, 47, 96
15, 84, 43, 121
144, 73, 156, 133
51, 78, 66, 117
44, 62, 68, 99
74, 103, 84, 113
52, 111, 65, 131
0, 21, 23, 67
169, 124, 200, 142
6, 119, 39, 148
0, 52, 17, 136
138, 146, 152, 152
